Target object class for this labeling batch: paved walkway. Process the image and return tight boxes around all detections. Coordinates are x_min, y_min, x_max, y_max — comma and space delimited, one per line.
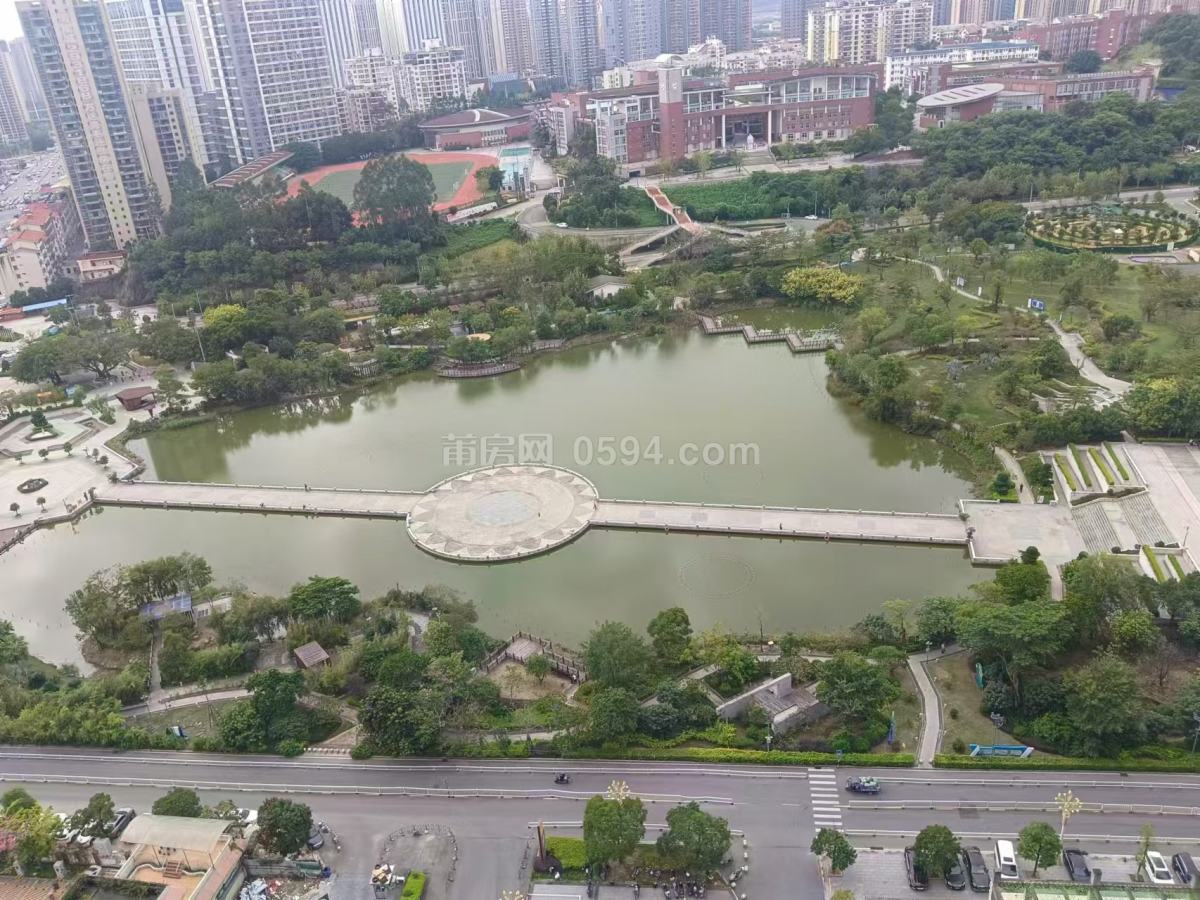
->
95, 480, 421, 518
993, 447, 1033, 504
906, 649, 946, 768
593, 499, 968, 545
123, 686, 249, 717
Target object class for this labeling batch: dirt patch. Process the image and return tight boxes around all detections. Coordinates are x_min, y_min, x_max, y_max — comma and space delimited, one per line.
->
376, 825, 458, 900
486, 660, 572, 702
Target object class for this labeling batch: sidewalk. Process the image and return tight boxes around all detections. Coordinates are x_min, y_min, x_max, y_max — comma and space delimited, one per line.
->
993, 447, 1033, 504
906, 648, 945, 768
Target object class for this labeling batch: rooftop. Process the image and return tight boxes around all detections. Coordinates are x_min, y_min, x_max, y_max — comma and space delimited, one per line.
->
419, 107, 530, 129
916, 81, 1005, 107
294, 640, 330, 668
210, 150, 294, 189
118, 815, 234, 853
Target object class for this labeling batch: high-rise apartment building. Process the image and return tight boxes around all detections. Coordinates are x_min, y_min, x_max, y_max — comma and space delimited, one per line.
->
528, 0, 566, 78
376, 0, 443, 55
441, 0, 495, 78
660, 0, 751, 54
8, 36, 48, 122
563, 0, 602, 86
604, 0, 663, 66
808, 0, 932, 64
316, 0, 361, 87
662, 0, 699, 50
352, 0, 382, 48
397, 39, 467, 109
185, 0, 339, 167
0, 43, 30, 148
126, 82, 193, 203
17, 0, 162, 249
487, 0, 534, 74
104, 0, 210, 166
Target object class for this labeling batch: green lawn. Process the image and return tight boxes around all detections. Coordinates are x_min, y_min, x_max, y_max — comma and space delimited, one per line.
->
131, 698, 243, 741
314, 158, 473, 204
928, 653, 1015, 753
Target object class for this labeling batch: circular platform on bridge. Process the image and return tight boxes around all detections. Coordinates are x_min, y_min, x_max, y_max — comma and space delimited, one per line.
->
406, 465, 599, 561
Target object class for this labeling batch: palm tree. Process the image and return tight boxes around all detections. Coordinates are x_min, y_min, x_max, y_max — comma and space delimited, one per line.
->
9, 503, 19, 518
37, 449, 48, 462
63, 442, 72, 455
35, 497, 45, 513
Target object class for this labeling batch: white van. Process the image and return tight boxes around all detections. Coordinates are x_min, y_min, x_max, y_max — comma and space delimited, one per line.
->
995, 840, 1020, 881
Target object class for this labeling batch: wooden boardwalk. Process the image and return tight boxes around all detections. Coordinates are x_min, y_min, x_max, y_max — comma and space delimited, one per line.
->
698, 315, 837, 354
437, 360, 520, 378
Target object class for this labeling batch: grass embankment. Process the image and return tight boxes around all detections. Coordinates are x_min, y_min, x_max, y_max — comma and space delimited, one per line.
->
1054, 453, 1080, 491
130, 698, 243, 741
1144, 545, 1169, 583
1105, 441, 1131, 480
1069, 444, 1094, 488
1088, 446, 1115, 485
1170, 555, 1186, 579
927, 654, 1012, 753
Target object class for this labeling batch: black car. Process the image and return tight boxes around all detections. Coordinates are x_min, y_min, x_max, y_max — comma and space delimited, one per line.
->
1063, 848, 1091, 883
945, 857, 967, 891
1173, 852, 1200, 885
905, 847, 930, 892
306, 826, 324, 850
963, 846, 990, 893
108, 808, 136, 838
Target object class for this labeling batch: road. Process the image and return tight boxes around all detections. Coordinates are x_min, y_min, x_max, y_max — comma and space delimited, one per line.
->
1, 749, 1197, 899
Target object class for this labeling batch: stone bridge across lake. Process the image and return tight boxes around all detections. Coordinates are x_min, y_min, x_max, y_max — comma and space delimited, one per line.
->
78, 465, 1075, 568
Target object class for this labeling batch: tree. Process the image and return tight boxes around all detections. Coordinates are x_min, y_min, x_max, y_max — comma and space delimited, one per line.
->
589, 687, 641, 744
647, 607, 693, 667
287, 575, 361, 622
0, 788, 37, 812
152, 788, 203, 817
856, 306, 891, 346
1017, 821, 1062, 876
0, 620, 29, 665
10, 336, 69, 384
584, 621, 655, 692
526, 654, 551, 683
917, 596, 960, 646
913, 824, 960, 876
3, 802, 61, 872
815, 652, 900, 725
582, 794, 646, 866
781, 267, 866, 306
155, 367, 187, 413
281, 141, 322, 172
353, 154, 436, 228
656, 802, 731, 874
360, 685, 442, 754
811, 828, 857, 874
987, 560, 1051, 605
247, 669, 305, 743
1064, 50, 1103, 73
1063, 653, 1144, 756
69, 792, 116, 838
257, 798, 313, 855
954, 600, 1068, 696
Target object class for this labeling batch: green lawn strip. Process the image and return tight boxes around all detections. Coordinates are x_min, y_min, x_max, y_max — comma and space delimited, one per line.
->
400, 871, 425, 899
569, 747, 914, 766
1143, 545, 1168, 583
1054, 454, 1079, 492
1088, 447, 1115, 485
935, 752, 1200, 773
1069, 444, 1094, 488
1105, 441, 1131, 480
1170, 555, 1186, 579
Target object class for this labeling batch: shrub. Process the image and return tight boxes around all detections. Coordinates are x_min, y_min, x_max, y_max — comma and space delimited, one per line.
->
1068, 445, 1093, 487
566, 747, 915, 767
546, 836, 588, 870
1105, 442, 1130, 480
1088, 447, 1115, 485
952, 738, 967, 754
934, 751, 1200, 772
1143, 546, 1167, 583
400, 871, 425, 900
277, 739, 305, 757
350, 741, 375, 760
1054, 454, 1079, 491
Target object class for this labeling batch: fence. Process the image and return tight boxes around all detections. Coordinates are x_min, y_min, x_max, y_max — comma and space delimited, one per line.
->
479, 631, 588, 683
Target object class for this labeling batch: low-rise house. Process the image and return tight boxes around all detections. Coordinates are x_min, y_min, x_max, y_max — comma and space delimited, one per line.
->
115, 815, 247, 900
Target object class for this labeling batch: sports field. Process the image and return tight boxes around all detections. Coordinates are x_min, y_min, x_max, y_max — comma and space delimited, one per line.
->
285, 151, 491, 213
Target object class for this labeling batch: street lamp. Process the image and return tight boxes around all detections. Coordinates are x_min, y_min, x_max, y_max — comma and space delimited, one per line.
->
500, 891, 527, 900
1056, 790, 1083, 838
606, 780, 632, 801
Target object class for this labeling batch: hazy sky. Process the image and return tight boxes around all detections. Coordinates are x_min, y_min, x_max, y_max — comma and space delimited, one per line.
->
0, 1, 21, 42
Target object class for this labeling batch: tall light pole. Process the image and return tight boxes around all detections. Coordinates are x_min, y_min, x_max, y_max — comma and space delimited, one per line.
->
500, 890, 527, 900
606, 780, 632, 801
1056, 790, 1083, 838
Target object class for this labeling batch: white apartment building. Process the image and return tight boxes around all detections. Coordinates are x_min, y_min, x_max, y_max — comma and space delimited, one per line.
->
317, 0, 362, 88
807, 0, 933, 65
884, 40, 1039, 89
185, 0, 340, 164
486, 0, 534, 75
0, 43, 29, 148
17, 0, 162, 249
397, 39, 467, 111
375, 0, 443, 56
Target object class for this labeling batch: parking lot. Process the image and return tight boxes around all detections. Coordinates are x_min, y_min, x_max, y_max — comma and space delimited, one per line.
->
0, 149, 66, 228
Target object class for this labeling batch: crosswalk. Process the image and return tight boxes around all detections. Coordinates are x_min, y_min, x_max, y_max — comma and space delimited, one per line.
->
808, 767, 843, 830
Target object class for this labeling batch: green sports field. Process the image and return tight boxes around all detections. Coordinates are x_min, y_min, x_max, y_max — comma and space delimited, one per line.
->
310, 159, 473, 205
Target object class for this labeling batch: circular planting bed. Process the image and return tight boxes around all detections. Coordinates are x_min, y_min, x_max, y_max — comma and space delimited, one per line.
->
17, 478, 48, 494
1025, 204, 1199, 253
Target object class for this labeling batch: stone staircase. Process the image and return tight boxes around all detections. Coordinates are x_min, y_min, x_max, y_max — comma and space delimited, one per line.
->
1121, 491, 1174, 547
1072, 501, 1121, 554
162, 861, 185, 879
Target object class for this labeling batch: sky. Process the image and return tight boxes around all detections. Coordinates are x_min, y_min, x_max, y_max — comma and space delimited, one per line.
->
0, 1, 21, 42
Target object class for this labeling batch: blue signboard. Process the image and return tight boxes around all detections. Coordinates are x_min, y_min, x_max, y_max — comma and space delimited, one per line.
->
1027, 298, 1046, 311
969, 744, 1034, 758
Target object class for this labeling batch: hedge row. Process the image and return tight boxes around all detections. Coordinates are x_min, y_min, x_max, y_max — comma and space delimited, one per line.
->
569, 747, 915, 767
1104, 442, 1131, 480
934, 753, 1200, 772
400, 871, 425, 900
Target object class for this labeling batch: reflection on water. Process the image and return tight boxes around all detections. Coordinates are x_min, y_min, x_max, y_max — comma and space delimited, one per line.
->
4, 329, 986, 666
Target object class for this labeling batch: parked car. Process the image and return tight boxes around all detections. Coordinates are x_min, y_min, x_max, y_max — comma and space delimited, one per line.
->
1146, 851, 1174, 885
1063, 848, 1091, 882
963, 847, 990, 892
845, 776, 881, 794
235, 808, 258, 826
1173, 852, 1199, 884
108, 808, 136, 838
306, 826, 324, 850
904, 847, 929, 891
994, 840, 1020, 881
944, 856, 967, 891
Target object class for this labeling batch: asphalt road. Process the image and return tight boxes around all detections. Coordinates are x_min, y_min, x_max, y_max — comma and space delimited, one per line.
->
1, 749, 1197, 899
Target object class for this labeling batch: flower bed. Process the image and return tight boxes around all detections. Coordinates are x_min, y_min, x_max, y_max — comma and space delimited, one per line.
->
1025, 205, 1199, 253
